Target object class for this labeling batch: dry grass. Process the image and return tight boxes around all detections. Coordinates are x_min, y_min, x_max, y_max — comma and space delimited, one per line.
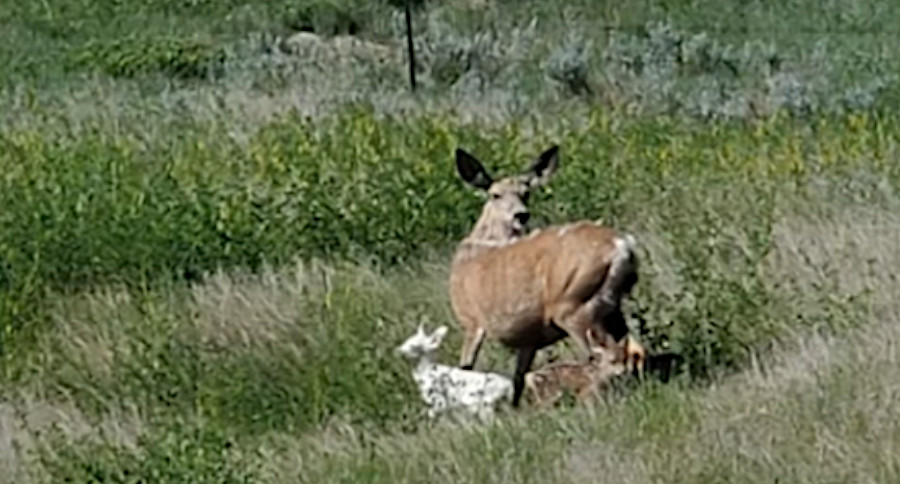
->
264, 290, 900, 484
0, 394, 143, 484
767, 202, 900, 300
2, 201, 896, 482
557, 308, 900, 483
3, 0, 900, 480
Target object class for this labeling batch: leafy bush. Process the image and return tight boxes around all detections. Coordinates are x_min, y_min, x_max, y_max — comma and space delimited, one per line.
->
39, 419, 259, 483
2, 106, 895, 374
4, 1, 900, 481
69, 36, 227, 79
282, 0, 390, 36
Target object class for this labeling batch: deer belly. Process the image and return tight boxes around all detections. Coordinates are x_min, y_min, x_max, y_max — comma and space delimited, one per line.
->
486, 309, 564, 348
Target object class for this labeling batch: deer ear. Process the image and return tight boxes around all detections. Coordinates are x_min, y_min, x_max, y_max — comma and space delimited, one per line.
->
627, 336, 647, 373
525, 145, 559, 187
431, 325, 448, 344
456, 148, 493, 190
585, 327, 602, 349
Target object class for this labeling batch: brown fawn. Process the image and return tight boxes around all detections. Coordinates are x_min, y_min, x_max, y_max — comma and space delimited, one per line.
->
525, 333, 646, 408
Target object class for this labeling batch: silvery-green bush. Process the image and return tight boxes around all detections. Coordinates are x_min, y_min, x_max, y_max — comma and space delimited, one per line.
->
404, 13, 538, 91
591, 21, 895, 119
543, 33, 593, 96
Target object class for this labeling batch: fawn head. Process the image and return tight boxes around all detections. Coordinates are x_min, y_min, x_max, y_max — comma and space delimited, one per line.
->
396, 324, 449, 360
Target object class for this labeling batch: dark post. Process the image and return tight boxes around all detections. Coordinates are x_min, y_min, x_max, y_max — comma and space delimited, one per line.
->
405, 3, 417, 91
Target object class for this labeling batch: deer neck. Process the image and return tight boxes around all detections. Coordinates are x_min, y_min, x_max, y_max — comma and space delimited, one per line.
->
412, 355, 440, 381
453, 209, 521, 263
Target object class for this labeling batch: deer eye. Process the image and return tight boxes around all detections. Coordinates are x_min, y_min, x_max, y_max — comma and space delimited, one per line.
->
491, 193, 501, 200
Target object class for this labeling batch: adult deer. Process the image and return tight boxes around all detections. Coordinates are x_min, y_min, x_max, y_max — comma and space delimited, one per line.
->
449, 145, 644, 407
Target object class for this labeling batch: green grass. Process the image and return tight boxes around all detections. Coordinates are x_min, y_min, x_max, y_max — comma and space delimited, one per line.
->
0, 0, 392, 85
2, 107, 896, 366
2, 0, 900, 481
4, 204, 899, 481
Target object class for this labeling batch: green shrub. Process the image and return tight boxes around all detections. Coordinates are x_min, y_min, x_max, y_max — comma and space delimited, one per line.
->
39, 419, 259, 483
282, 0, 389, 36
2, 106, 895, 375
69, 36, 227, 79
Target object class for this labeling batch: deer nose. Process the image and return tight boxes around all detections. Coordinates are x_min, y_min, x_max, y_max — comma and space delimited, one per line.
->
514, 212, 530, 225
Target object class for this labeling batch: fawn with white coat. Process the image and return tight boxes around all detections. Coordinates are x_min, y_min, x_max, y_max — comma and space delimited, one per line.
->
396, 324, 513, 422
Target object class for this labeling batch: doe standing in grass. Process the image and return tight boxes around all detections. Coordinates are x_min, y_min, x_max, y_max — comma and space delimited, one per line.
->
448, 145, 645, 407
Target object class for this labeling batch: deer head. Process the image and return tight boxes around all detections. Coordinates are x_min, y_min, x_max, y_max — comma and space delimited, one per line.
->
587, 328, 647, 375
455, 145, 560, 244
396, 324, 449, 360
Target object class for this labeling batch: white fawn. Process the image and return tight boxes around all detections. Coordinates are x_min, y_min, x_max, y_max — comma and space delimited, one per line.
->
396, 324, 513, 422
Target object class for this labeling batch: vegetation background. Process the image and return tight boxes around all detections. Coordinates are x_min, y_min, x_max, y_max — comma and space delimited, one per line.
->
2, 0, 900, 481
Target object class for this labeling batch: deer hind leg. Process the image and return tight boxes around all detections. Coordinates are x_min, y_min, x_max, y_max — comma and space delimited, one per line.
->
593, 235, 638, 345
554, 296, 627, 364
576, 383, 602, 406
524, 371, 550, 408
459, 326, 486, 370
552, 301, 599, 362
595, 294, 630, 346
527, 373, 564, 409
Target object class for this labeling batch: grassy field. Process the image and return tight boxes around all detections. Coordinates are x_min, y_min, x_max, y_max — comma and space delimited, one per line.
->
2, 0, 900, 481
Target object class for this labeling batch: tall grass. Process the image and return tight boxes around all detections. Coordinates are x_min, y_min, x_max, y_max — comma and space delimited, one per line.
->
3, 0, 900, 480
3, 202, 898, 481
3, 108, 897, 362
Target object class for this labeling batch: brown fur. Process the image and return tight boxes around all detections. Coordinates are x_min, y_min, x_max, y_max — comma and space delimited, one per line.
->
525, 360, 622, 407
525, 336, 646, 408
449, 145, 645, 407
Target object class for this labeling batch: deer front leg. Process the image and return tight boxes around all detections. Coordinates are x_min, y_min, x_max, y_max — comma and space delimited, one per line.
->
459, 326, 486, 370
512, 346, 537, 407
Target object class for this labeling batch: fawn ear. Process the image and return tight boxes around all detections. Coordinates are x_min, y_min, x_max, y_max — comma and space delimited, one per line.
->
585, 327, 604, 351
431, 325, 448, 344
456, 148, 493, 190
626, 336, 647, 374
524, 145, 559, 188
